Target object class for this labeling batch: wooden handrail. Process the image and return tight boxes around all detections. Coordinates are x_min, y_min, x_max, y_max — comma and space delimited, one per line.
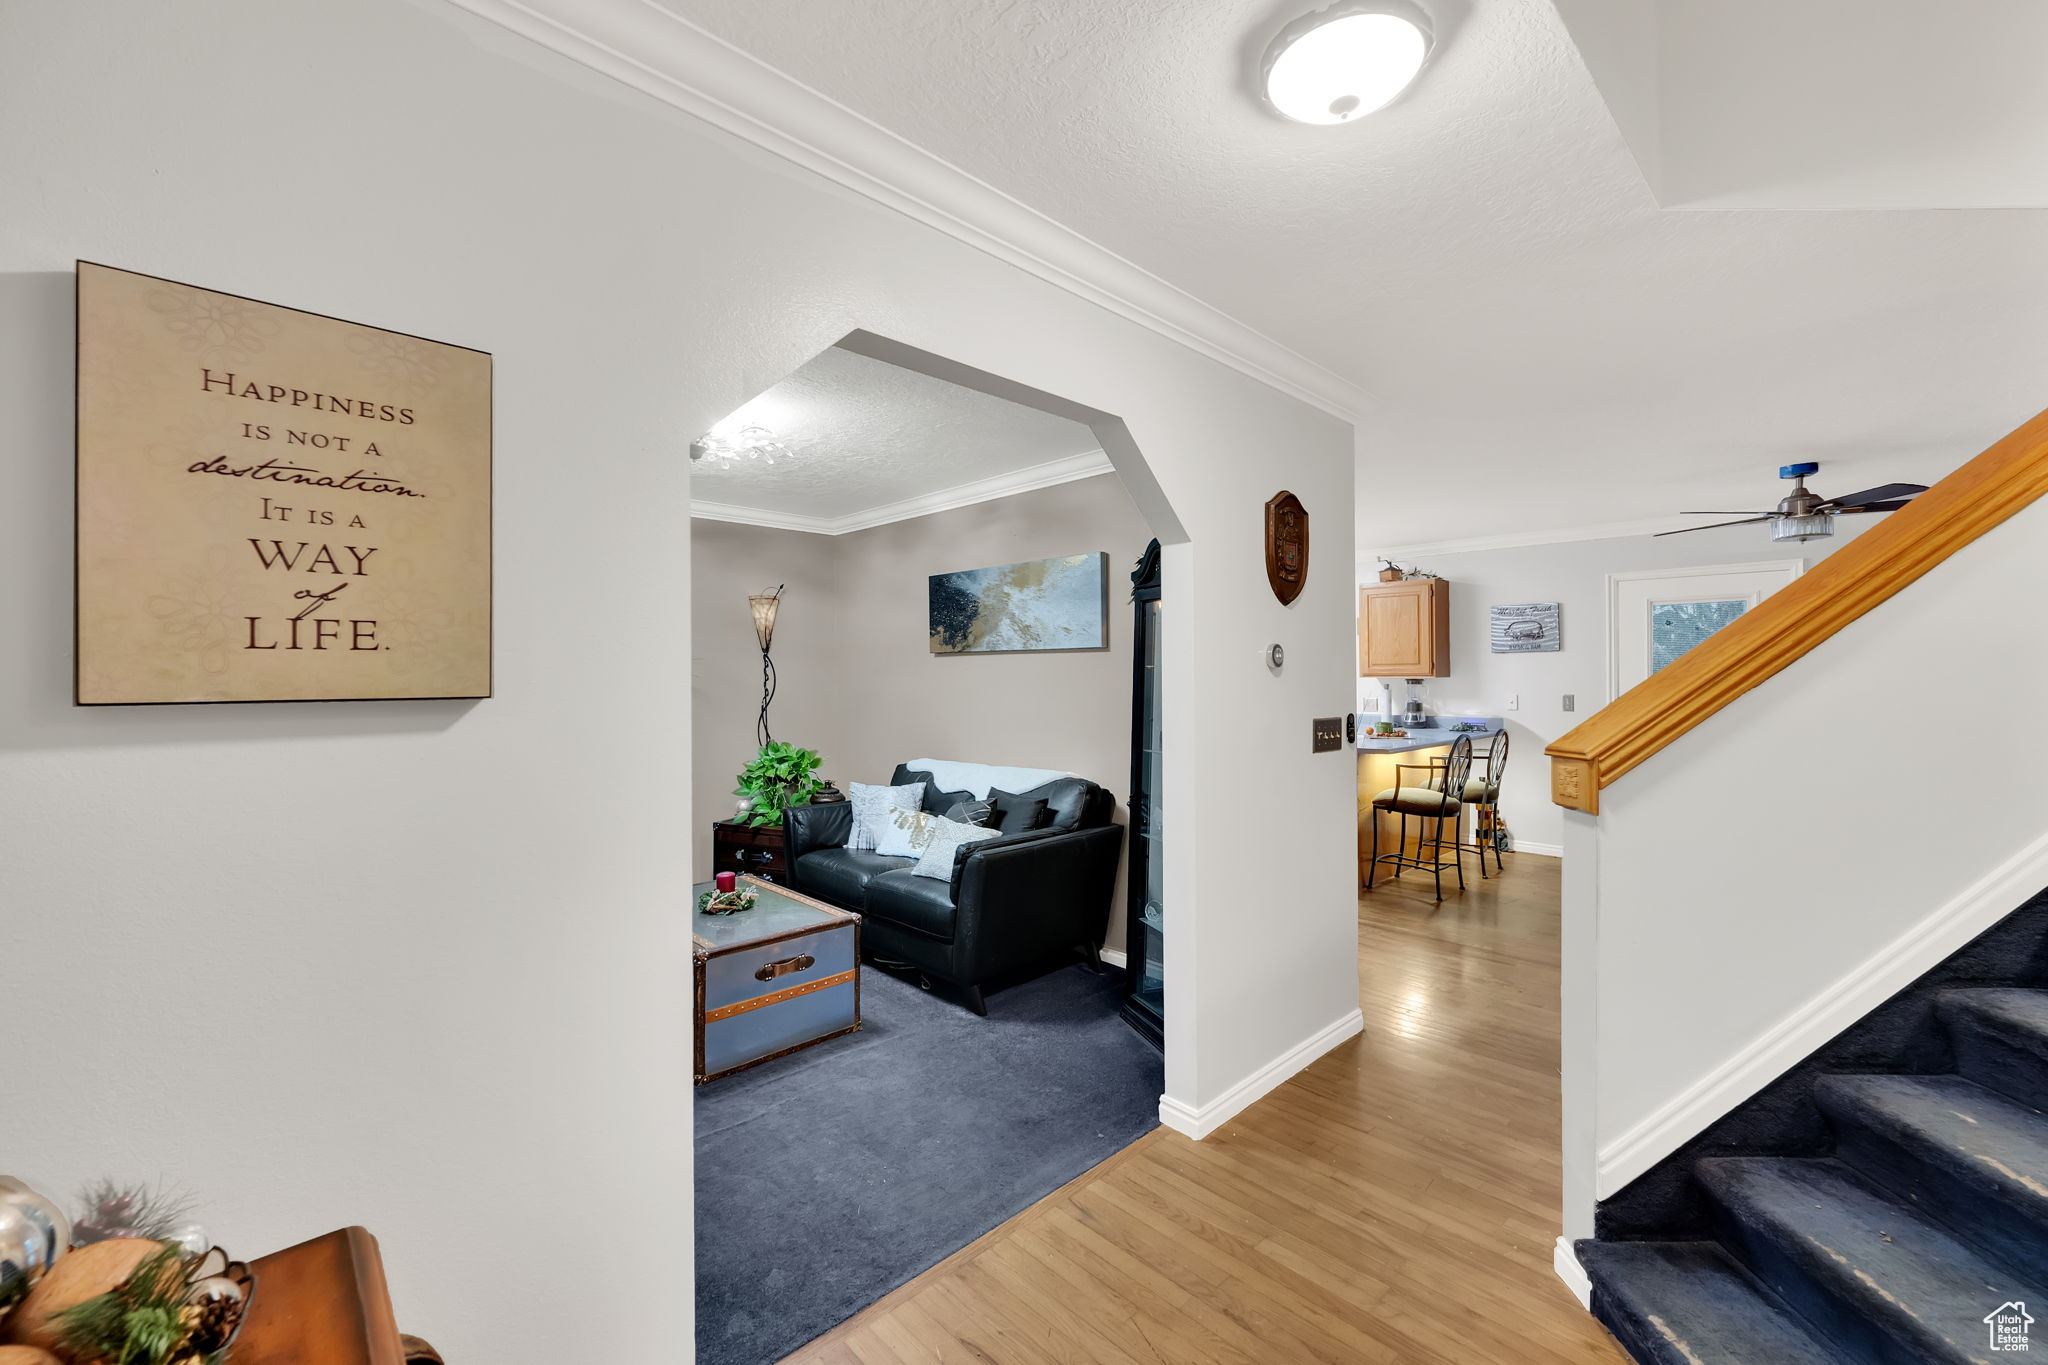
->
1547, 404, 2048, 814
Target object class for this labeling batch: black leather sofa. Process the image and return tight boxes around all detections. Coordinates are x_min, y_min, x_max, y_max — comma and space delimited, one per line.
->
782, 764, 1124, 1015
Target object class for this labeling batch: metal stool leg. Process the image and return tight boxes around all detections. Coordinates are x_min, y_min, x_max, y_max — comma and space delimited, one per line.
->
1452, 811, 1466, 891
1396, 813, 1407, 878
1430, 814, 1444, 901
1367, 804, 1381, 889
1472, 800, 1489, 879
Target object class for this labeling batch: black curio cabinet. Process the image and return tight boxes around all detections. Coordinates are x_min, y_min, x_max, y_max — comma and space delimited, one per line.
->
1120, 540, 1164, 1051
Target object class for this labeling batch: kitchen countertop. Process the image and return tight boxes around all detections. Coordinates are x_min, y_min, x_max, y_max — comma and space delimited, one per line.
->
1355, 717, 1505, 754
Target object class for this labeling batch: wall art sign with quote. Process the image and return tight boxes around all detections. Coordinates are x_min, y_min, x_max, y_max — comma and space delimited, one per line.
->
1489, 601, 1561, 653
75, 262, 491, 704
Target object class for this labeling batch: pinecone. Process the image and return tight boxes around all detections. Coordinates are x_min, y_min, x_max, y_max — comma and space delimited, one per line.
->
184, 1293, 242, 1356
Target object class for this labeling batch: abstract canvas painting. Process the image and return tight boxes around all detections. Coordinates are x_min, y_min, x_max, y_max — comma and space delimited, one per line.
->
929, 552, 1108, 654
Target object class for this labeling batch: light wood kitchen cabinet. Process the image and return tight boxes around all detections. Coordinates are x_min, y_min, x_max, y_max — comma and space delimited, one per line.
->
1359, 577, 1450, 677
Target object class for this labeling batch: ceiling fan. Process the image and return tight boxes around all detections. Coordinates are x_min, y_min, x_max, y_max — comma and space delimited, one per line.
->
1656, 462, 1930, 542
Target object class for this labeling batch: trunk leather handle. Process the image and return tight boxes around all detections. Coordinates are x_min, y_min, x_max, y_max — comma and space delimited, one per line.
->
755, 953, 816, 982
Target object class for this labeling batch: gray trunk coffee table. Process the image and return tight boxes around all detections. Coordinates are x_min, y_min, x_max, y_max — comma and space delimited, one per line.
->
692, 874, 861, 1083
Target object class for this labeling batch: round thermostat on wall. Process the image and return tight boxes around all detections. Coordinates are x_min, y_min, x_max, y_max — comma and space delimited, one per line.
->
1266, 643, 1285, 670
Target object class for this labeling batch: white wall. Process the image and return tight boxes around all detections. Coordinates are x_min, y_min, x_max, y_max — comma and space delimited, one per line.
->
0, 3, 1357, 1358
1363, 516, 1876, 852
1560, 497, 2048, 1239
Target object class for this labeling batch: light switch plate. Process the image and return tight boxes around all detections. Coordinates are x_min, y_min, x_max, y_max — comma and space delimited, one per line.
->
1562, 694, 1576, 712
1312, 716, 1344, 753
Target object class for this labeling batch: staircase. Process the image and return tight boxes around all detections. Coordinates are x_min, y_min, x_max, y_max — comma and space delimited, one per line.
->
1582, 988, 2048, 1364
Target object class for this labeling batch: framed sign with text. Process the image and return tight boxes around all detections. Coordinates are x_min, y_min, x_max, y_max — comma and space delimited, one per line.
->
1489, 601, 1560, 653
75, 262, 491, 704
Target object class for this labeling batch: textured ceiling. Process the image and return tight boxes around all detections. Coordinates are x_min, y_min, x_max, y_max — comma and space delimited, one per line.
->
655, 0, 2048, 548
690, 344, 1101, 518
1559, 0, 2048, 210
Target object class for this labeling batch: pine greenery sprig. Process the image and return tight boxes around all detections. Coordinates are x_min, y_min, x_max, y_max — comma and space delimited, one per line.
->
53, 1242, 195, 1365
73, 1180, 195, 1244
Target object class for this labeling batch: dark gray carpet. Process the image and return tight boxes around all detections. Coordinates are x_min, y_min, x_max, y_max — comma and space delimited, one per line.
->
694, 963, 1162, 1365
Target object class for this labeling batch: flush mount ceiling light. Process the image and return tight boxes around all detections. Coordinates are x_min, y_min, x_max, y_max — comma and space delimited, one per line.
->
689, 423, 796, 470
1260, 1, 1433, 125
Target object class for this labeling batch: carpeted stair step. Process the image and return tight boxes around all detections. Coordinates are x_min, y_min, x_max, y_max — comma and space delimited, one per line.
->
1698, 1156, 2027, 1365
1817, 1072, 2048, 1273
1940, 988, 2048, 1112
1578, 1240, 1837, 1365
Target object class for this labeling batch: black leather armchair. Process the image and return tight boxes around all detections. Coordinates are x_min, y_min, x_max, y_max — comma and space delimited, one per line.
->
782, 765, 1125, 1015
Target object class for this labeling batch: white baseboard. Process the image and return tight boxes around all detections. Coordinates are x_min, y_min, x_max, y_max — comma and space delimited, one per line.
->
1596, 826, 2048, 1196
1099, 947, 1128, 969
1158, 1008, 1365, 1140
1512, 841, 1563, 858
1554, 1236, 1592, 1309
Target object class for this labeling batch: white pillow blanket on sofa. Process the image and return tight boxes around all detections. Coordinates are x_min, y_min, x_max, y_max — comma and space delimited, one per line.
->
846, 780, 926, 851
901, 759, 1073, 801
913, 817, 1002, 879
873, 806, 935, 859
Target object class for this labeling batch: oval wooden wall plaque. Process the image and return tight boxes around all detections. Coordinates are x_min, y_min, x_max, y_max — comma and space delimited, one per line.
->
1265, 491, 1308, 605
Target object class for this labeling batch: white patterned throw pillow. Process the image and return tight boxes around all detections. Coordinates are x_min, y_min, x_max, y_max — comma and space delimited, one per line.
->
912, 817, 1003, 880
846, 781, 927, 851
873, 806, 938, 859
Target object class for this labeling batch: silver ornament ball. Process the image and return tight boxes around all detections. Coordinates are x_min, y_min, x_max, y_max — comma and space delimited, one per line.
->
0, 1177, 71, 1296
185, 1273, 246, 1308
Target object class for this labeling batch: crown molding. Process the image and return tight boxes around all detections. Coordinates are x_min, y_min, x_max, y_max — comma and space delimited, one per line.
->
437, 0, 1366, 423
692, 449, 1114, 536
1361, 515, 1697, 564
689, 500, 839, 535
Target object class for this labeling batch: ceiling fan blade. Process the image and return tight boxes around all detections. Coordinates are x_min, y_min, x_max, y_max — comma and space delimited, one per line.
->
1654, 517, 1772, 537
1836, 499, 1914, 514
1820, 482, 1929, 510
1682, 510, 1778, 516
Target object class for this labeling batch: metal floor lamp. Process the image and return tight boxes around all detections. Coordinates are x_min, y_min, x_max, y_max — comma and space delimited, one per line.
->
749, 585, 783, 747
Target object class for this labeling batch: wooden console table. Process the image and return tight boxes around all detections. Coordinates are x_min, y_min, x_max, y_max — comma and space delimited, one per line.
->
712, 818, 790, 883
236, 1226, 436, 1365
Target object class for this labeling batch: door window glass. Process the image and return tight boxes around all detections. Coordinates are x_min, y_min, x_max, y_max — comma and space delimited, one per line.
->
1650, 599, 1748, 674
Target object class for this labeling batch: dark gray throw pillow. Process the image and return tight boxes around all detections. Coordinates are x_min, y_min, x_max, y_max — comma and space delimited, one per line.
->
943, 798, 995, 827
988, 788, 1050, 834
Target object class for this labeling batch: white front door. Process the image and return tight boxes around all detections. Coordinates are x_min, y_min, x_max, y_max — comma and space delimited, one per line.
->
1608, 560, 1804, 699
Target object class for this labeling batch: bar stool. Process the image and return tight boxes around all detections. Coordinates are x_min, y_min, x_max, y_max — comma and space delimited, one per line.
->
1453, 730, 1510, 876
1365, 734, 1472, 902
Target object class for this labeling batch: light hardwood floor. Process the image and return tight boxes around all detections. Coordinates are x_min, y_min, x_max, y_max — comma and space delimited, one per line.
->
785, 854, 1627, 1364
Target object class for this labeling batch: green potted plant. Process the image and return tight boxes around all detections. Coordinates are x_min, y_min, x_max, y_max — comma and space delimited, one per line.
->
733, 741, 826, 827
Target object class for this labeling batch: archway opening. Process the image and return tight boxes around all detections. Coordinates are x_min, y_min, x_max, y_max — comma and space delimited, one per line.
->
686, 330, 1185, 1365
